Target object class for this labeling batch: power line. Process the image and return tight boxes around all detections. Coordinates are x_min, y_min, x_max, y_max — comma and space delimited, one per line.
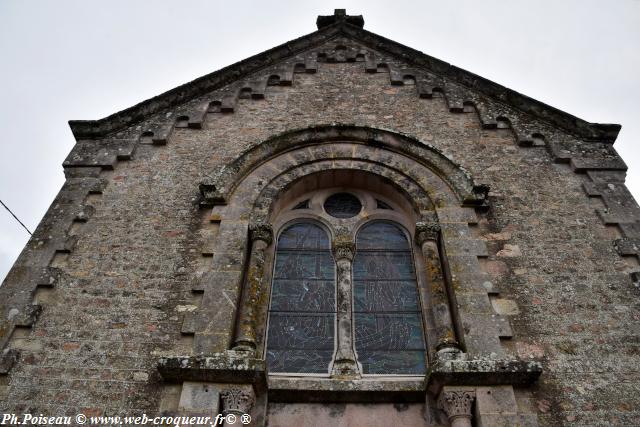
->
0, 199, 32, 236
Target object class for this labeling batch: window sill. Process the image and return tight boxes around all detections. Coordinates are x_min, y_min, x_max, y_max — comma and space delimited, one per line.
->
156, 353, 543, 403
268, 376, 426, 402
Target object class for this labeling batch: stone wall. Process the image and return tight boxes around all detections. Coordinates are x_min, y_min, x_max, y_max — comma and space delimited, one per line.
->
0, 30, 638, 426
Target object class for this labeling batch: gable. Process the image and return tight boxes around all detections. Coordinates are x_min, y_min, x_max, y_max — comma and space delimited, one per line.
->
58, 11, 639, 304
1, 10, 639, 424
67, 12, 619, 145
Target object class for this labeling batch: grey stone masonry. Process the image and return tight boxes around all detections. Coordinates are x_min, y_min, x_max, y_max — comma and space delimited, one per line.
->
0, 8, 637, 427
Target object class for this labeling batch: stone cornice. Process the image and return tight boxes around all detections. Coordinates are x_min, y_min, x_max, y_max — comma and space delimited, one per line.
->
68, 17, 620, 143
427, 358, 543, 394
157, 352, 267, 390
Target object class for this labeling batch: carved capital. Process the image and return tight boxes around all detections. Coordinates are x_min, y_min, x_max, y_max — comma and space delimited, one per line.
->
415, 222, 441, 245
249, 223, 273, 245
220, 387, 255, 414
438, 390, 475, 422
332, 236, 355, 261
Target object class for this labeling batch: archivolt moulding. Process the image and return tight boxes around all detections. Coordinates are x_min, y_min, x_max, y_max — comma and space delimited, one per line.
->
198, 124, 489, 210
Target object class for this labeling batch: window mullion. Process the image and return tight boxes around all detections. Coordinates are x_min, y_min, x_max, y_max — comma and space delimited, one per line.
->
330, 232, 361, 378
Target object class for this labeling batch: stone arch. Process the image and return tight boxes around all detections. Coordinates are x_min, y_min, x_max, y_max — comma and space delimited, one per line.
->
253, 162, 432, 223
243, 154, 439, 220
210, 125, 491, 367
192, 123, 521, 389
199, 124, 489, 210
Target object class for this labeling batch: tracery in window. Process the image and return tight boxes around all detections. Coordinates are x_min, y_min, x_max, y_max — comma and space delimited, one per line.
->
323, 192, 362, 218
376, 199, 393, 210
353, 222, 426, 375
266, 222, 336, 374
265, 185, 427, 377
292, 199, 310, 210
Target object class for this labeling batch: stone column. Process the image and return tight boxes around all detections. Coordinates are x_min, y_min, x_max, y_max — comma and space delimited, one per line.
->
330, 233, 360, 378
437, 389, 476, 427
415, 222, 461, 355
220, 386, 255, 427
232, 223, 273, 353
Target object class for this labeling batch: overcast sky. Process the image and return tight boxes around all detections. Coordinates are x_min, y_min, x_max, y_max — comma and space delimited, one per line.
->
1, 0, 639, 282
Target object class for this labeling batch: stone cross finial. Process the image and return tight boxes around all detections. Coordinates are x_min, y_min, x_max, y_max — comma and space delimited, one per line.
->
316, 9, 365, 29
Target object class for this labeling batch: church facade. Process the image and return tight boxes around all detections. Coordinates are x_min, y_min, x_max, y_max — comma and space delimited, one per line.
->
0, 10, 638, 426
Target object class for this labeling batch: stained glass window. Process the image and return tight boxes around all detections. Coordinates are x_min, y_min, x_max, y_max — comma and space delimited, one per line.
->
323, 193, 362, 218
266, 222, 336, 374
353, 222, 426, 374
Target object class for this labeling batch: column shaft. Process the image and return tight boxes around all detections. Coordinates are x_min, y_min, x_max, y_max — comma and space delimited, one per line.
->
232, 223, 272, 353
416, 222, 461, 354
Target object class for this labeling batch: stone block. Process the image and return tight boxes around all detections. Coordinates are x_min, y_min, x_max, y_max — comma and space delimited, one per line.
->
462, 313, 513, 339
159, 384, 182, 412
179, 381, 220, 413
475, 386, 518, 415
490, 298, 520, 316
444, 238, 488, 257
475, 413, 523, 427
496, 244, 522, 258
436, 207, 478, 224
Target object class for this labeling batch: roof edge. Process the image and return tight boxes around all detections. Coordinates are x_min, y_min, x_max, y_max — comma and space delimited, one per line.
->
338, 24, 621, 143
69, 23, 347, 140
69, 20, 621, 143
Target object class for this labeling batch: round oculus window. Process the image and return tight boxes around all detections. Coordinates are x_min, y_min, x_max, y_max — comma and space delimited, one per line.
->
324, 193, 362, 218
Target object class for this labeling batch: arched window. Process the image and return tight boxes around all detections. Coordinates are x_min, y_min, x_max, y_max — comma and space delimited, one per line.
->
266, 222, 336, 374
353, 222, 425, 375
265, 188, 427, 376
